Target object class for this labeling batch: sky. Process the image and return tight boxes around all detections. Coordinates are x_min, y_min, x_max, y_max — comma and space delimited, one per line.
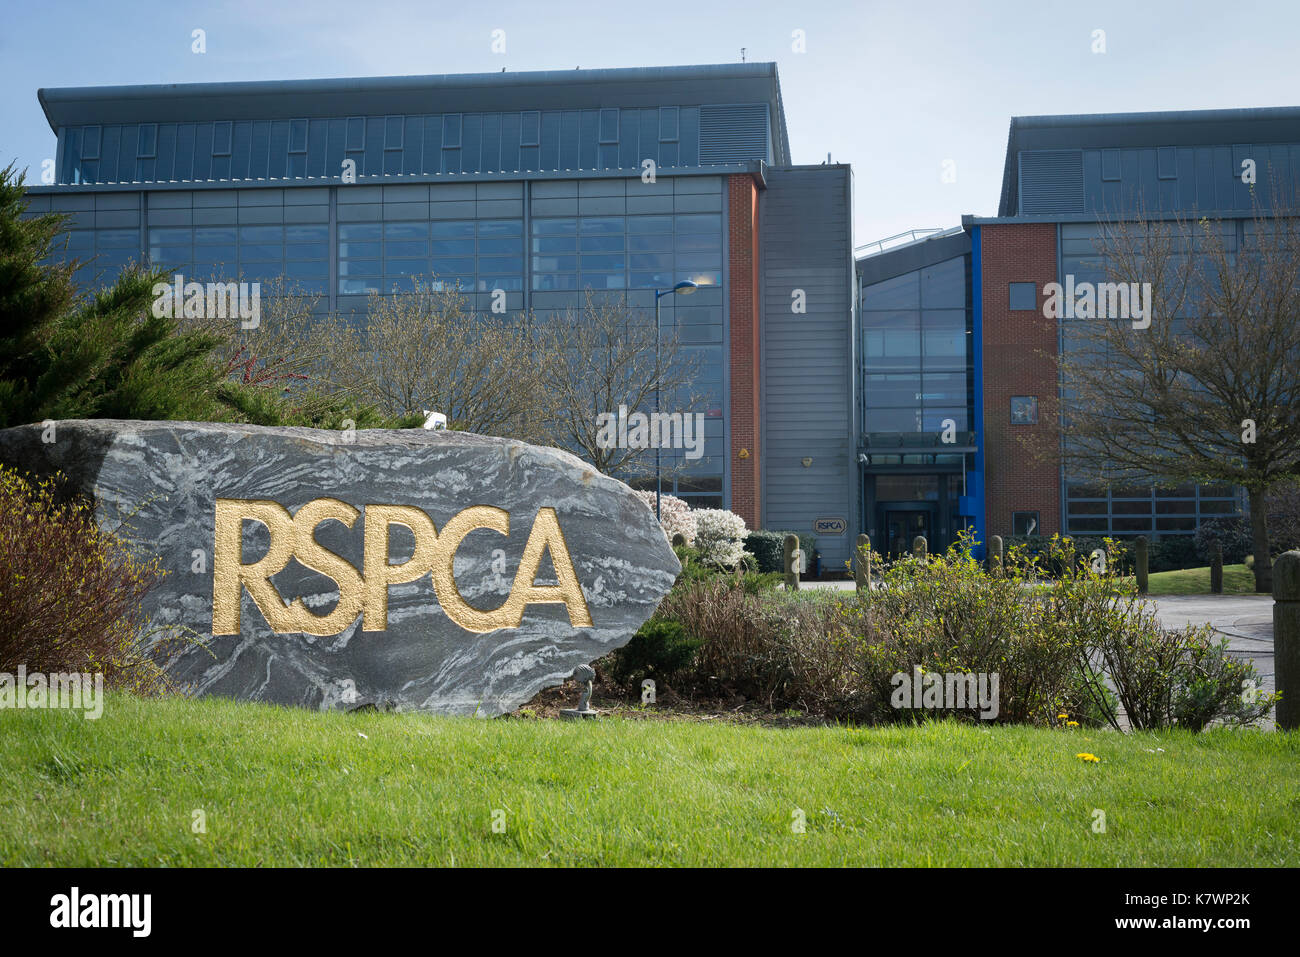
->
3, 0, 1298, 246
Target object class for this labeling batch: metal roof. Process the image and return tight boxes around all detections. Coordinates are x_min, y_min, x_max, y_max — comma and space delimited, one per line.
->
997, 105, 1300, 216
38, 61, 791, 166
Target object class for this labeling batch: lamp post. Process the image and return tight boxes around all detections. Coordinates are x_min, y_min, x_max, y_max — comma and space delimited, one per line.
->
653, 280, 698, 520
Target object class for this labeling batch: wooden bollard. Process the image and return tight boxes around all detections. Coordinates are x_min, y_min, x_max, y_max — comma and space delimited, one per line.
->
1135, 536, 1149, 594
988, 535, 1004, 576
1273, 551, 1300, 730
1211, 542, 1224, 594
854, 534, 871, 593
783, 534, 800, 591
912, 535, 927, 560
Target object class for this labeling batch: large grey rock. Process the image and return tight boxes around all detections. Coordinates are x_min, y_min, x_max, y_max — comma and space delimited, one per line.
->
0, 420, 678, 716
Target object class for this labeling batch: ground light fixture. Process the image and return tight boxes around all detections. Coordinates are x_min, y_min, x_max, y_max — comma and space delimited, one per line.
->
653, 280, 699, 520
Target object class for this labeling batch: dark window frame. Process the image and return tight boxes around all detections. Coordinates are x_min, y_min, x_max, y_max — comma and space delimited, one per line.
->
1012, 511, 1040, 536
1008, 281, 1037, 312
1010, 395, 1039, 425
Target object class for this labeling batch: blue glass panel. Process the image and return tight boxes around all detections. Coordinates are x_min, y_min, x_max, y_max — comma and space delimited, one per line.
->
679, 107, 700, 165
339, 224, 382, 240
579, 110, 598, 168
481, 113, 501, 173
286, 259, 328, 278
499, 112, 520, 173
619, 109, 640, 168
431, 257, 475, 273
100, 125, 120, 180
286, 224, 327, 242
386, 240, 429, 257
431, 239, 474, 255
560, 111, 580, 168
364, 117, 384, 175
403, 116, 422, 174
286, 242, 328, 260
421, 116, 441, 173
307, 119, 328, 177
327, 118, 346, 175
430, 221, 474, 238
540, 111, 560, 170
478, 238, 522, 254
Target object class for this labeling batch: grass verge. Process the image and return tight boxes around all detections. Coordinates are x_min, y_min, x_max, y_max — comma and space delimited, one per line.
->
1135, 564, 1258, 595
1, 693, 1294, 866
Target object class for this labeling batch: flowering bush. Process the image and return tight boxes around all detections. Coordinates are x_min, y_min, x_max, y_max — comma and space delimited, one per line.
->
632, 490, 695, 546
692, 508, 748, 568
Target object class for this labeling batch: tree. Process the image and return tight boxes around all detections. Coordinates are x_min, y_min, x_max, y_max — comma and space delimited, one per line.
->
313, 279, 555, 443
537, 289, 705, 478
0, 166, 400, 431
1055, 199, 1300, 593
0, 163, 228, 427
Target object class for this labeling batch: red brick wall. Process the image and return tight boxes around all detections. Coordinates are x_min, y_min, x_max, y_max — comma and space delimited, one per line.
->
728, 175, 761, 527
980, 223, 1061, 538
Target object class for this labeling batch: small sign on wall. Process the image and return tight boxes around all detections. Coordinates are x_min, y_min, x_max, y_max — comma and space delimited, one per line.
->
814, 517, 848, 535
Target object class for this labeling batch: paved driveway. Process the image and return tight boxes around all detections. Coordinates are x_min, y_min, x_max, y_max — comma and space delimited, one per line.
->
1144, 595, 1275, 709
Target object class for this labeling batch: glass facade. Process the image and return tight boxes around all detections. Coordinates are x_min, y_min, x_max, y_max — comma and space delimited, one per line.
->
36, 175, 728, 509
857, 252, 975, 554
1059, 222, 1245, 535
146, 223, 331, 293
57, 106, 733, 186
859, 256, 971, 435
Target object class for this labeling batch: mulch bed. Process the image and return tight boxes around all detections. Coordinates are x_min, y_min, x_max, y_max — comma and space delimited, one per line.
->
510, 673, 830, 727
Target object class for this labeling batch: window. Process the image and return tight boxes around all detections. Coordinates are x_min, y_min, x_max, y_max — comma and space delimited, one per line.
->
82, 126, 102, 160
520, 111, 540, 147
136, 124, 157, 158
1157, 146, 1177, 180
345, 117, 365, 151
1012, 512, 1040, 536
1101, 149, 1121, 182
599, 109, 619, 144
1010, 395, 1038, 425
213, 121, 233, 156
442, 114, 462, 148
288, 120, 308, 154
659, 106, 679, 142
384, 115, 403, 150
1008, 281, 1037, 311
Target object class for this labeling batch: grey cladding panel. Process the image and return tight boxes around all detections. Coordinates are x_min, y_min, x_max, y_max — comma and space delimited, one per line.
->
758, 167, 854, 564
1019, 149, 1084, 214
699, 104, 771, 165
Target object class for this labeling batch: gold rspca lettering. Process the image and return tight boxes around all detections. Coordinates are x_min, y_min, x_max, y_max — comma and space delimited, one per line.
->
212, 499, 592, 636
212, 499, 296, 635
362, 505, 439, 631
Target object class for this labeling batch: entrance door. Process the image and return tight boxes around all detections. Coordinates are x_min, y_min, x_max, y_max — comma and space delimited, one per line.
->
883, 508, 933, 558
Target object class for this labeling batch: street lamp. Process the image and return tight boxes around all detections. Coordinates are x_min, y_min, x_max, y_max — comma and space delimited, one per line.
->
653, 280, 698, 520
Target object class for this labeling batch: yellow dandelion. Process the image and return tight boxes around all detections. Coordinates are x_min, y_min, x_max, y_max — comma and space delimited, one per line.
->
1067, 720, 1079, 727
1076, 752, 1100, 763
1057, 713, 1069, 720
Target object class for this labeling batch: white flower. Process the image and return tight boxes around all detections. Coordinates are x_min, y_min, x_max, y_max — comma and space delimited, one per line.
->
693, 508, 748, 568
632, 490, 696, 546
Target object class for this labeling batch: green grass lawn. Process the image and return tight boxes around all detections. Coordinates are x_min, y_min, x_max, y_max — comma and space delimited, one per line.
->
1135, 563, 1258, 595
1, 694, 1295, 867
